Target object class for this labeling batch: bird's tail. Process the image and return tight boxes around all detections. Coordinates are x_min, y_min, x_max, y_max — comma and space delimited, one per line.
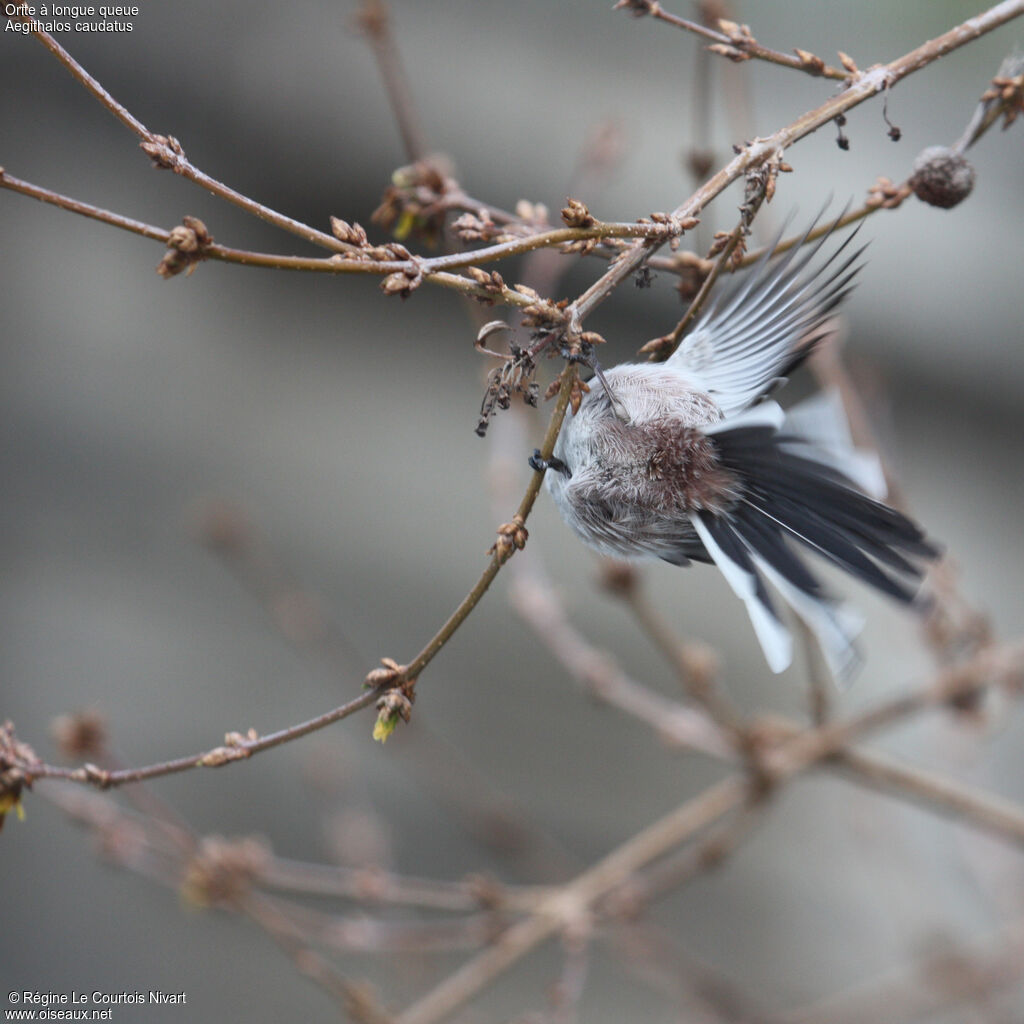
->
689, 396, 939, 683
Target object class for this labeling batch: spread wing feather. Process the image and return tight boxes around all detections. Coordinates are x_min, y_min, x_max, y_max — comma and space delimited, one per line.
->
669, 212, 865, 417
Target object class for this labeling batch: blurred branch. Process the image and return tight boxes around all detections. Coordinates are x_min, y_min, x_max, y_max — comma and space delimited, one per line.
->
395, 775, 752, 1024
393, 640, 1024, 1024
509, 573, 734, 759
46, 783, 551, 917
354, 0, 429, 163
769, 915, 1024, 1024
827, 741, 1024, 848
595, 563, 741, 735
1, 355, 578, 785
609, 798, 768, 913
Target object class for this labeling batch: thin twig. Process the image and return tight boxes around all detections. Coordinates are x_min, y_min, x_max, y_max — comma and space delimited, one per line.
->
606, 570, 743, 736
573, 0, 1024, 325
731, 192, 905, 270
760, 642, 1024, 782
796, 618, 833, 725
398, 360, 579, 685
0, 170, 173, 243
0, 170, 680, 306
618, 0, 848, 81
1, 5, 1021, 1022
20, 22, 354, 254
829, 742, 1024, 849
242, 892, 394, 1024
646, 224, 743, 360
261, 856, 552, 914
509, 573, 733, 759
355, 0, 430, 163
46, 782, 551, 915
21, 685, 386, 788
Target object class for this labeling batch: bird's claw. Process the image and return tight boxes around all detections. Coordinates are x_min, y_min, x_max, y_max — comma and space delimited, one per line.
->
529, 450, 571, 477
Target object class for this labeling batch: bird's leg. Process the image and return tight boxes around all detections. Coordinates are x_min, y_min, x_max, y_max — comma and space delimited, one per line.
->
529, 450, 572, 477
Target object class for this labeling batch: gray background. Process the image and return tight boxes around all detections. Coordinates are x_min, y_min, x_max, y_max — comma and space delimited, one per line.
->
2, 1, 1023, 1021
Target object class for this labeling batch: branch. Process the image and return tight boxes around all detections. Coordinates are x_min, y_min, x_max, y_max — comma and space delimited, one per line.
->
571, 0, 1024, 326
769, 915, 1024, 1024
509, 573, 733, 759
354, 0, 430, 163
13, 685, 385, 789
828, 742, 1024, 847
393, 639, 1024, 1024
0, 170, 681, 306
616, 0, 849, 81
19, 21, 353, 254
395, 775, 751, 1024
398, 359, 579, 685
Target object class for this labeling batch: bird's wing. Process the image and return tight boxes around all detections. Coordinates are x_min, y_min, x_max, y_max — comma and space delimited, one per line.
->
668, 213, 865, 419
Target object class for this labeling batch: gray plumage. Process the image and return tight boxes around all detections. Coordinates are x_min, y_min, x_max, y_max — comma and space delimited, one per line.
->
543, 218, 938, 682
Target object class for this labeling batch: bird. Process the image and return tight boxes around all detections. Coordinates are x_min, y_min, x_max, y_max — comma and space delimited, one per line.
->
534, 216, 939, 682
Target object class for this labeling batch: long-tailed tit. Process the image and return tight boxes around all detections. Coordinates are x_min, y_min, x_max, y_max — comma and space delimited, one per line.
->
535, 220, 938, 681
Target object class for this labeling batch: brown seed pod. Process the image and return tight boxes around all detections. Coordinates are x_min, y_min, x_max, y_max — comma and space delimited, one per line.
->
910, 145, 976, 209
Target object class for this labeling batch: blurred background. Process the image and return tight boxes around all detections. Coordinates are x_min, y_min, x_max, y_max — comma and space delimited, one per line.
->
2, 1, 1023, 1021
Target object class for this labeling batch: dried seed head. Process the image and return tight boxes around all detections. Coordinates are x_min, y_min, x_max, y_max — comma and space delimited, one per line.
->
476, 342, 540, 435
910, 146, 976, 208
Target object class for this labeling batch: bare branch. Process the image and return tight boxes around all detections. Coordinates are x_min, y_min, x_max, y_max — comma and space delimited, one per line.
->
616, 0, 848, 81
